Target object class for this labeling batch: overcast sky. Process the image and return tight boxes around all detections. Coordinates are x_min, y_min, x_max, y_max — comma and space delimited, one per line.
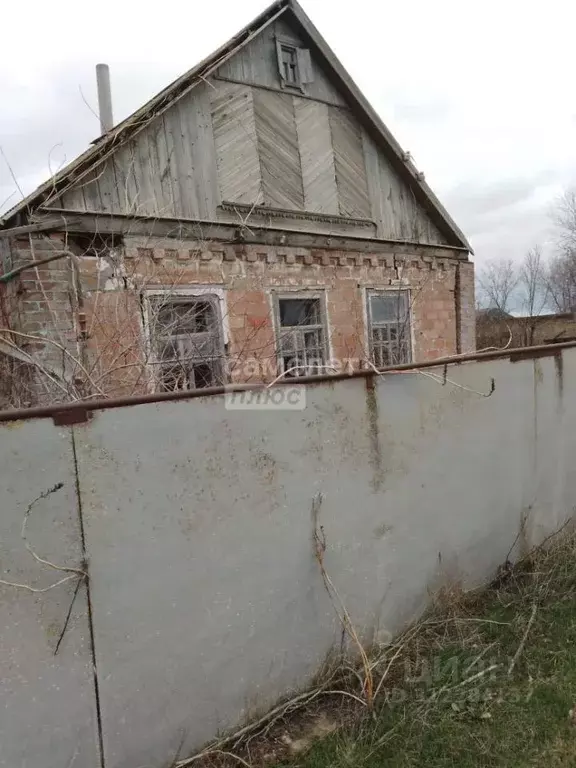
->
2, 0, 575, 264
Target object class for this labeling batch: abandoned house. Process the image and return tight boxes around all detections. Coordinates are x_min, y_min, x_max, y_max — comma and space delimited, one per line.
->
0, 0, 475, 407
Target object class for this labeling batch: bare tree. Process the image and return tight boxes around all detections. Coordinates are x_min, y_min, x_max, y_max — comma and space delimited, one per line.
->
477, 257, 518, 313
518, 246, 548, 316
553, 187, 576, 253
547, 187, 576, 312
517, 245, 550, 345
547, 252, 576, 312
476, 248, 551, 349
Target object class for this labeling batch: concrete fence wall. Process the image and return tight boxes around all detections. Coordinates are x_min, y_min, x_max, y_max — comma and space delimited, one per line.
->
1, 347, 575, 768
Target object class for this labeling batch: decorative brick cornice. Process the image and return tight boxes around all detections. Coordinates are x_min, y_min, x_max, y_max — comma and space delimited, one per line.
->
119, 244, 453, 272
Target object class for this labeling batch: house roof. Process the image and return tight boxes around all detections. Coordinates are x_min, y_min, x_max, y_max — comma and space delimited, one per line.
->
477, 308, 514, 321
0, 0, 472, 252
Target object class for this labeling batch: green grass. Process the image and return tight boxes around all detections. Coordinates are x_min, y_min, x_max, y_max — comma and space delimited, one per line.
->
274, 533, 576, 768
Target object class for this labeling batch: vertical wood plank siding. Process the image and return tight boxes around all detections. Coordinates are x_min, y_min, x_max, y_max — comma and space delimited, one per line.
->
294, 99, 338, 215
363, 132, 389, 238
112, 145, 131, 214
154, 117, 176, 215
80, 170, 102, 212
329, 107, 370, 219
193, 83, 220, 217
50, 84, 219, 219
60, 185, 86, 211
98, 159, 120, 213
170, 100, 199, 218
253, 90, 304, 210
133, 135, 155, 216
364, 132, 446, 244
124, 143, 141, 215
163, 109, 184, 216
145, 123, 163, 217
163, 82, 219, 218
210, 81, 262, 205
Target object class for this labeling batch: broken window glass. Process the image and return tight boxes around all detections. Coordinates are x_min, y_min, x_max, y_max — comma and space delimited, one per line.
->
149, 297, 224, 391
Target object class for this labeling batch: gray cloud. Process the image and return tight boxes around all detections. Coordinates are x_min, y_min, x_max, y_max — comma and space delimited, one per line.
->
445, 175, 555, 220
437, 173, 567, 265
391, 98, 453, 123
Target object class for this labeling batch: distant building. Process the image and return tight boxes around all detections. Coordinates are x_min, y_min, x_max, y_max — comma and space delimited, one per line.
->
477, 309, 576, 350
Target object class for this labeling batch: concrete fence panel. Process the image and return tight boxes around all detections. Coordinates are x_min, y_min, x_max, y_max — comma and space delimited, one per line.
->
73, 382, 370, 768
2, 346, 576, 767
0, 420, 99, 768
71, 347, 576, 767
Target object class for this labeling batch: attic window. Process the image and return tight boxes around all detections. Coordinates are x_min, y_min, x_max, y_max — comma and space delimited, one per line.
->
280, 45, 298, 84
275, 38, 313, 90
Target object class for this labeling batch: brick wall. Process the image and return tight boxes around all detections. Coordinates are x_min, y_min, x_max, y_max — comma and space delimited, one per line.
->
80, 238, 472, 394
4, 233, 475, 403
457, 261, 476, 353
5, 235, 81, 404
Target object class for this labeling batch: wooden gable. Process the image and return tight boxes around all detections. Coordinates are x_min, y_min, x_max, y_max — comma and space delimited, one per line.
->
50, 81, 219, 221
37, 2, 462, 248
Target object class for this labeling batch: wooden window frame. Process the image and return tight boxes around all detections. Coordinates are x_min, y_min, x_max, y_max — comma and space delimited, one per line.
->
279, 43, 299, 86
272, 290, 329, 377
366, 289, 413, 368
275, 36, 313, 92
142, 288, 228, 393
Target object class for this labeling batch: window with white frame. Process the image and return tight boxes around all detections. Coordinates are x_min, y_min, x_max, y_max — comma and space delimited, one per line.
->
147, 295, 225, 391
275, 295, 327, 377
367, 291, 412, 367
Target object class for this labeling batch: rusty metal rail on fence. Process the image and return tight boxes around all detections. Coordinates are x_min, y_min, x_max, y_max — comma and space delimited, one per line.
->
0, 339, 573, 424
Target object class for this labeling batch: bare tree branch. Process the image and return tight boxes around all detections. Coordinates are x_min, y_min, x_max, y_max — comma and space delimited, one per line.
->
477, 258, 518, 313
547, 187, 576, 312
